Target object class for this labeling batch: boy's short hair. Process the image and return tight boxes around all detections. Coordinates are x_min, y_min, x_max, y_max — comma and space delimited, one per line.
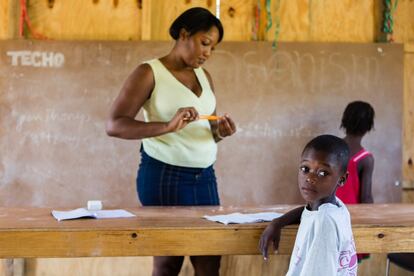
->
302, 135, 350, 173
340, 101, 375, 136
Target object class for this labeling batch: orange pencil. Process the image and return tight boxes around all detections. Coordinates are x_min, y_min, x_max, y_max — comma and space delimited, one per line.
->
199, 115, 221, 120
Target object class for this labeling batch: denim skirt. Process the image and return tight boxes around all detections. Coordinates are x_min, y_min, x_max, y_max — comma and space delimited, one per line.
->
136, 148, 220, 206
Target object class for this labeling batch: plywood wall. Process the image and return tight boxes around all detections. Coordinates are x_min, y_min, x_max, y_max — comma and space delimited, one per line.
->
3, 0, 407, 43
140, 0, 212, 40
27, 0, 142, 40
395, 2, 414, 205
404, 44, 414, 188
0, 1, 411, 43
403, 43, 414, 206
0, 0, 9, 39
1, 1, 414, 276
266, 0, 375, 42
23, 0, 256, 41
392, 0, 414, 43
0, 0, 19, 39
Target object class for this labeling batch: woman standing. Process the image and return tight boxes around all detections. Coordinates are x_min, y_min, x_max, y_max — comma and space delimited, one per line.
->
106, 7, 236, 276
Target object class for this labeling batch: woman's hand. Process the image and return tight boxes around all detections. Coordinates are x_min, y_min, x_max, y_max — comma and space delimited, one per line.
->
217, 114, 236, 138
259, 219, 282, 260
167, 107, 199, 132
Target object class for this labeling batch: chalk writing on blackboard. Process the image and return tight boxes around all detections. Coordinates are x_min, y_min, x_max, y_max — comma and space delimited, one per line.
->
6, 51, 65, 68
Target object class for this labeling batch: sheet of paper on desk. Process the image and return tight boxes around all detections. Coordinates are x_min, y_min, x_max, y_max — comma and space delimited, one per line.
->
203, 212, 283, 225
52, 208, 135, 221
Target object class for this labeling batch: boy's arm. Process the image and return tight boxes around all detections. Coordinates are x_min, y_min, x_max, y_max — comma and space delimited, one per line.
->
259, 206, 304, 260
359, 155, 374, 203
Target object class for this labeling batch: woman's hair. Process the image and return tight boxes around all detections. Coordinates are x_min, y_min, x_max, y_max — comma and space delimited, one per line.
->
302, 135, 350, 174
169, 7, 224, 42
340, 101, 375, 136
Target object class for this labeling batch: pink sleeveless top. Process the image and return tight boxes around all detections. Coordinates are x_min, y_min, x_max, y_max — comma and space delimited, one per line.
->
336, 149, 372, 204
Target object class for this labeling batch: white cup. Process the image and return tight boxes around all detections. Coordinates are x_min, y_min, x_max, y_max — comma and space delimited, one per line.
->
87, 200, 103, 211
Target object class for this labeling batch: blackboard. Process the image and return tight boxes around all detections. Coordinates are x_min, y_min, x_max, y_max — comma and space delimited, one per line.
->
0, 41, 403, 207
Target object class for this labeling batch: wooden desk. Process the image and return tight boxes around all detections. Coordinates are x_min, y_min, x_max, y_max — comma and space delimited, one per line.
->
0, 204, 413, 258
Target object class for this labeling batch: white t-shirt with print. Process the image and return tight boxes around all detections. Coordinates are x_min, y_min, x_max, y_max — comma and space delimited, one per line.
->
286, 197, 358, 276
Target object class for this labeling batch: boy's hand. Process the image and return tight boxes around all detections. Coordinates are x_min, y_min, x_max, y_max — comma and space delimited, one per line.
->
259, 206, 304, 260
259, 220, 282, 260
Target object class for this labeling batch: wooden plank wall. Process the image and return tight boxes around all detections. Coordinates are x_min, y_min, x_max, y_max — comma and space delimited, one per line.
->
0, 0, 19, 40
1, 1, 413, 275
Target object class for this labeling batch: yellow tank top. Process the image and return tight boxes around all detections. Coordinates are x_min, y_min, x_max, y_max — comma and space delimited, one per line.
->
142, 59, 217, 168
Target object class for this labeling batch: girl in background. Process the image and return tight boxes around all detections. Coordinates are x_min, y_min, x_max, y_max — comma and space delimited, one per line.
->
337, 100, 375, 262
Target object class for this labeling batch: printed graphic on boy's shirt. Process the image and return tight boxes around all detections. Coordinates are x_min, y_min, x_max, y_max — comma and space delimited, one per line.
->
338, 239, 358, 273
293, 246, 302, 266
